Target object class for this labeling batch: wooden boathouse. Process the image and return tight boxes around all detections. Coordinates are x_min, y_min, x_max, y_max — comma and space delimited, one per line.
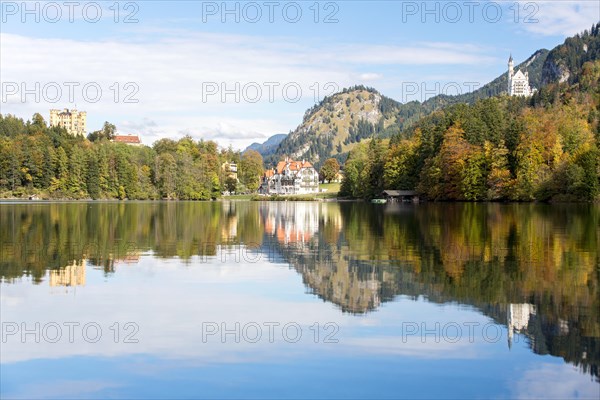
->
381, 190, 420, 203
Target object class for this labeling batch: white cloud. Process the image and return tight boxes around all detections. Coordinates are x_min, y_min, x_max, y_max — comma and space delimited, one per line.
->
341, 335, 481, 359
330, 43, 495, 65
9, 379, 124, 400
0, 31, 500, 148
513, 363, 599, 399
357, 73, 383, 81
516, 1, 600, 37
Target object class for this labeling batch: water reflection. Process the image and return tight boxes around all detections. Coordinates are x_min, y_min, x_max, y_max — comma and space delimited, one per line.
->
0, 201, 598, 383
49, 261, 85, 289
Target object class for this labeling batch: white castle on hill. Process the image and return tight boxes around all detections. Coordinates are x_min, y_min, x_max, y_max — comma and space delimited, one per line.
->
508, 55, 534, 97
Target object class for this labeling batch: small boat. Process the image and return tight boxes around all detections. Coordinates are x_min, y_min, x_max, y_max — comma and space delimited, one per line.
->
371, 199, 386, 204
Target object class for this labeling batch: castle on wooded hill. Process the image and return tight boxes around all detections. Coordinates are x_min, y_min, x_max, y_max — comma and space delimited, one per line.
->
508, 55, 534, 97
49, 108, 87, 136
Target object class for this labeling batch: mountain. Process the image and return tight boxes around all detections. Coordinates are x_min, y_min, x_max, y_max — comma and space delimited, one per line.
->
245, 134, 287, 157
269, 56, 549, 168
269, 23, 600, 168
541, 23, 600, 85
266, 86, 404, 167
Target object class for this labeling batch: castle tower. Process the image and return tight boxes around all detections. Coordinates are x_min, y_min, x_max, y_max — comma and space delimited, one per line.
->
508, 54, 514, 95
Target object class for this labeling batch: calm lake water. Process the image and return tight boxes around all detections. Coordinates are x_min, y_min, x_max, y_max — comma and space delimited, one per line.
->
1, 201, 599, 399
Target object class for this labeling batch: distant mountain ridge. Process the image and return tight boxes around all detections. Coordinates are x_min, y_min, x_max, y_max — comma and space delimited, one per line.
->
245, 134, 286, 157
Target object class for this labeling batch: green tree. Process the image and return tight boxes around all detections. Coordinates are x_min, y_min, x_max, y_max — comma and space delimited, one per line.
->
366, 139, 386, 198
418, 157, 443, 199
485, 141, 513, 200
384, 136, 419, 190
240, 150, 264, 192
68, 146, 87, 196
573, 146, 600, 200
340, 143, 368, 198
438, 124, 471, 200
55, 146, 69, 192
29, 113, 47, 134
515, 135, 546, 200
461, 149, 486, 201
87, 152, 101, 199
87, 121, 116, 142
156, 153, 177, 199
41, 146, 55, 189
224, 176, 237, 194
97, 146, 110, 195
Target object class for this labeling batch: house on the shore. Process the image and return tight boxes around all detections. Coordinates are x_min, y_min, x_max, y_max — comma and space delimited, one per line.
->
222, 161, 238, 181
261, 158, 319, 195
332, 170, 344, 183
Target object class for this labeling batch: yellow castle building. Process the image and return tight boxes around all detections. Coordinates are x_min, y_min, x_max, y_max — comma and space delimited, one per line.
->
49, 108, 87, 136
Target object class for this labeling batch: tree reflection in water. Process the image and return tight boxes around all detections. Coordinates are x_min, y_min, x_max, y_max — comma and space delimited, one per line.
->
0, 201, 598, 379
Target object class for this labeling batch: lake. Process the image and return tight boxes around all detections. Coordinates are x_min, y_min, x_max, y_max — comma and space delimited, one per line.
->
1, 201, 598, 399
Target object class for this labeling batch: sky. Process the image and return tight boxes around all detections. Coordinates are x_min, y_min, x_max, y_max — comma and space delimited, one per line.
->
1, 0, 599, 149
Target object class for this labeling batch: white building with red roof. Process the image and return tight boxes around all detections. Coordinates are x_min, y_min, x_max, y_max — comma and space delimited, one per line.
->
261, 157, 319, 195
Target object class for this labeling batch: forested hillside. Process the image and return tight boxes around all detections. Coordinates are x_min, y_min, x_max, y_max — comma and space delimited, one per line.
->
341, 59, 600, 201
0, 117, 263, 200
542, 23, 600, 85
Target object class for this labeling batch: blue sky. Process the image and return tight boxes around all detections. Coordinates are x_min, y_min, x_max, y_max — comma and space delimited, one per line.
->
1, 1, 599, 148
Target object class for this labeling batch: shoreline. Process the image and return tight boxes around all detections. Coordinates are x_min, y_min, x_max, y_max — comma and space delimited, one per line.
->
1, 196, 597, 204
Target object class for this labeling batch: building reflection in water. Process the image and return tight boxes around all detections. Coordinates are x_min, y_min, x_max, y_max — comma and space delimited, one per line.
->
262, 202, 319, 245
49, 260, 86, 292
260, 202, 383, 314
507, 303, 536, 349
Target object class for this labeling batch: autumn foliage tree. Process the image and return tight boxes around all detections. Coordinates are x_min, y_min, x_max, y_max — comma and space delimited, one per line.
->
319, 158, 340, 182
